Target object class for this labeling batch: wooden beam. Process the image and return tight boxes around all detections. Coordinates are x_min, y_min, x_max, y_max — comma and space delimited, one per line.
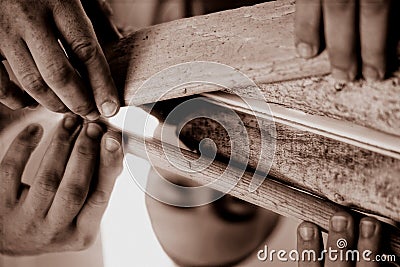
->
121, 129, 400, 257
102, 0, 400, 255
106, 0, 400, 136
171, 96, 400, 222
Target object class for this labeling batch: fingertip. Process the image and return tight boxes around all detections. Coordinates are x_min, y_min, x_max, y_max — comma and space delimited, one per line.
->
331, 65, 357, 82
363, 65, 385, 82
26, 123, 44, 139
86, 122, 103, 140
330, 211, 353, 233
332, 68, 350, 82
101, 132, 123, 169
18, 123, 44, 146
296, 42, 319, 59
104, 136, 121, 152
85, 110, 101, 121
298, 221, 319, 241
100, 100, 119, 118
360, 217, 381, 239
63, 113, 81, 131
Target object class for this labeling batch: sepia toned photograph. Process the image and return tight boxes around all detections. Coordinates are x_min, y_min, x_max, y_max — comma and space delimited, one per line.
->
0, 0, 399, 266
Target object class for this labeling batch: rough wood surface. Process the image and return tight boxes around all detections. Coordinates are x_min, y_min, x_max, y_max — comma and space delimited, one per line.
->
122, 130, 400, 257
175, 100, 400, 222
106, 0, 400, 136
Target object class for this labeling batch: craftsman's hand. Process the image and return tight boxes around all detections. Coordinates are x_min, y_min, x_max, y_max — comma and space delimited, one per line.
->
295, 0, 398, 82
0, 0, 120, 118
297, 211, 382, 266
0, 115, 123, 255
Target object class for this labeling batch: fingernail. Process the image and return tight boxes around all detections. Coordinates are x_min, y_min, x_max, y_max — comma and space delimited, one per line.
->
332, 68, 350, 82
297, 42, 315, 59
101, 101, 118, 117
331, 215, 348, 232
363, 65, 381, 82
86, 110, 100, 121
63, 115, 78, 130
86, 123, 103, 139
105, 137, 120, 152
360, 220, 376, 239
299, 226, 315, 241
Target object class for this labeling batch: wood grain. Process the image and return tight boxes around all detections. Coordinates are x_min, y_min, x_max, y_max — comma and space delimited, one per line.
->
122, 129, 400, 257
105, 0, 400, 136
174, 99, 400, 222
102, 0, 400, 255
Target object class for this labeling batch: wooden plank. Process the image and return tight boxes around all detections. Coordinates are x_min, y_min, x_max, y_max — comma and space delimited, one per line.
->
120, 129, 400, 257
169, 96, 400, 222
102, 0, 400, 255
106, 0, 400, 136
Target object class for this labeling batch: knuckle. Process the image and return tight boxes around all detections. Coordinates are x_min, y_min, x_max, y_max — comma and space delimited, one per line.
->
0, 159, 17, 179
20, 73, 47, 95
72, 39, 99, 63
87, 190, 110, 208
35, 171, 61, 196
361, 0, 389, 15
327, 0, 354, 12
77, 234, 96, 251
43, 62, 72, 87
52, 130, 74, 145
77, 142, 98, 158
59, 184, 87, 206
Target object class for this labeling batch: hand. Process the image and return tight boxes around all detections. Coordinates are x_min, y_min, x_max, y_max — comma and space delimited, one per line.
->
295, 0, 398, 82
297, 212, 383, 266
0, 0, 120, 118
0, 115, 123, 255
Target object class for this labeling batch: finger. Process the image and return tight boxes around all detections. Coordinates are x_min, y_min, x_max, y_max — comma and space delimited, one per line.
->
359, 0, 391, 81
1, 40, 68, 113
53, 0, 120, 118
47, 122, 103, 227
295, 0, 322, 59
325, 212, 356, 267
77, 131, 122, 234
323, 0, 358, 81
23, 24, 100, 120
0, 124, 43, 208
356, 217, 381, 267
23, 115, 81, 216
297, 221, 324, 267
0, 62, 36, 110
81, 0, 122, 47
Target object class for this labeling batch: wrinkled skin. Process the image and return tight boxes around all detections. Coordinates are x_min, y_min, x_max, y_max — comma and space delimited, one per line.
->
0, 0, 120, 119
0, 114, 123, 255
295, 0, 398, 82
